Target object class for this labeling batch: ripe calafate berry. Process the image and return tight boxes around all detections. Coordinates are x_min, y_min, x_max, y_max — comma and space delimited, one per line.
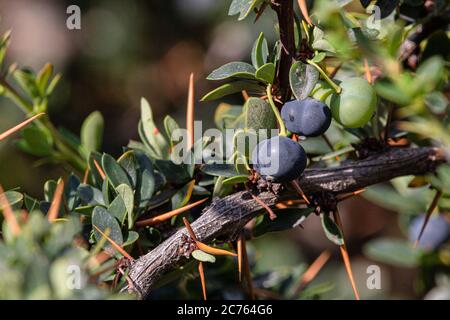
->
252, 136, 307, 182
330, 77, 376, 128
281, 98, 332, 137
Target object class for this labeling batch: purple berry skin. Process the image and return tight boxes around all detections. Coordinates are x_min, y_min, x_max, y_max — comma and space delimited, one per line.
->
408, 214, 449, 250
281, 98, 332, 137
252, 136, 307, 182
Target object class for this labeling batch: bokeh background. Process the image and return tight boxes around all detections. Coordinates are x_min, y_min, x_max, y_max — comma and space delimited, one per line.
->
0, 0, 438, 299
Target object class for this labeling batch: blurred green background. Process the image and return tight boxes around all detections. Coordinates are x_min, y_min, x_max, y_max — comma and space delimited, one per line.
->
0, 0, 443, 299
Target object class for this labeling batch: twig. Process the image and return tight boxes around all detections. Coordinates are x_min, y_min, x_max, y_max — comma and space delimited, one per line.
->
127, 147, 444, 299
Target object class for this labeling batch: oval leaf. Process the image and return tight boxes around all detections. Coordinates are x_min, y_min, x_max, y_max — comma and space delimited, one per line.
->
290, 60, 319, 100
255, 63, 275, 84
92, 206, 123, 247
101, 153, 132, 188
81, 111, 104, 157
192, 249, 216, 263
207, 62, 256, 81
320, 213, 344, 246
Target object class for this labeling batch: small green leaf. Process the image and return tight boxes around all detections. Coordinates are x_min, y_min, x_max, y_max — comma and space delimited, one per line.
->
424, 91, 449, 114
253, 208, 314, 237
207, 62, 256, 81
311, 52, 327, 63
171, 181, 194, 210
108, 194, 127, 225
44, 180, 57, 202
214, 103, 243, 130
101, 153, 132, 188
191, 249, 216, 263
0, 190, 23, 211
251, 32, 269, 69
374, 80, 412, 105
244, 97, 277, 134
88, 151, 104, 188
77, 184, 105, 206
36, 63, 53, 96
363, 237, 421, 268
154, 160, 191, 184
201, 81, 264, 101
92, 206, 123, 247
118, 151, 137, 188
289, 61, 319, 101
135, 151, 156, 209
255, 63, 275, 84
65, 174, 81, 211
140, 98, 170, 159
17, 126, 53, 157
163, 115, 180, 149
123, 230, 139, 248
312, 27, 336, 53
320, 213, 344, 246
24, 194, 39, 212
81, 111, 104, 157
116, 184, 134, 228
228, 0, 263, 21
200, 163, 242, 177
222, 175, 249, 186
13, 69, 39, 98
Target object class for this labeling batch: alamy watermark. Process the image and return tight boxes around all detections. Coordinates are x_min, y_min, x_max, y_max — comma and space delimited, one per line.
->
66, 5, 81, 30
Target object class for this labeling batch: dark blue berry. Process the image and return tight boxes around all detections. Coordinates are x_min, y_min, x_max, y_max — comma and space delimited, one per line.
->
252, 136, 307, 182
408, 214, 449, 250
281, 98, 332, 137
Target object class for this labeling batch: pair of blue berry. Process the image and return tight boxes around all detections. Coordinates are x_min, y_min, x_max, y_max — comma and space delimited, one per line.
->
252, 98, 331, 182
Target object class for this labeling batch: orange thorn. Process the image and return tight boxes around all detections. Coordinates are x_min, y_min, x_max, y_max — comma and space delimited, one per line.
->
135, 198, 208, 228
297, 0, 313, 26
292, 250, 331, 296
338, 189, 366, 202
83, 167, 90, 184
333, 210, 360, 300
241, 235, 255, 300
93, 159, 106, 180
0, 113, 45, 141
291, 180, 310, 205
198, 262, 207, 300
195, 241, 237, 257
364, 58, 373, 84
276, 203, 288, 209
414, 190, 442, 248
92, 225, 134, 261
241, 90, 249, 101
182, 216, 198, 241
48, 179, 64, 222
237, 235, 243, 281
0, 184, 21, 236
250, 193, 277, 220
186, 72, 195, 150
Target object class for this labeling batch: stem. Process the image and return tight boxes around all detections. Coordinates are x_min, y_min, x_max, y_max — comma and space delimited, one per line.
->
272, 0, 295, 103
267, 84, 287, 136
306, 59, 342, 94
0, 79, 33, 113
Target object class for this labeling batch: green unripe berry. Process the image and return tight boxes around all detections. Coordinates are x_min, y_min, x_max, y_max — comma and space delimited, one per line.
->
330, 77, 377, 128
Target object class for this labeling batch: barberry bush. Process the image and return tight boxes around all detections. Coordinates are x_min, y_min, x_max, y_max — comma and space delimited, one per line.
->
0, 0, 449, 300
